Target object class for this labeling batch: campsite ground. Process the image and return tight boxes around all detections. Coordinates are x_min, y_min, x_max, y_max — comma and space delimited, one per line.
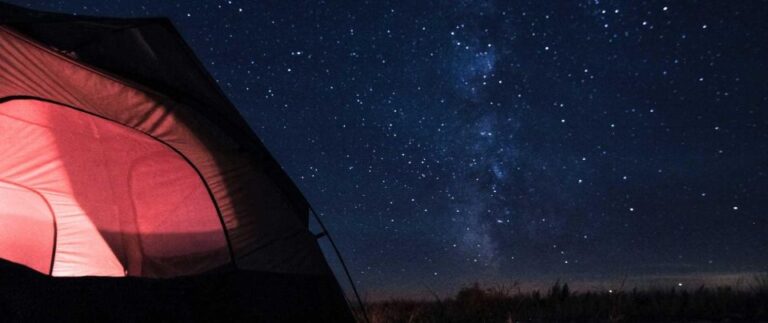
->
355, 275, 768, 322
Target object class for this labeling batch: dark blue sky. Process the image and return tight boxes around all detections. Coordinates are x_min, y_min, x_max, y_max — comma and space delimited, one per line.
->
8, 0, 767, 297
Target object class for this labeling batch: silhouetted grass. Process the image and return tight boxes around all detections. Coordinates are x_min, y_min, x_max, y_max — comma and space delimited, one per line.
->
356, 275, 768, 322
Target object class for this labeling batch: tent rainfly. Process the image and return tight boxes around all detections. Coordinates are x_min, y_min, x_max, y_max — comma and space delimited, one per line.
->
0, 2, 355, 321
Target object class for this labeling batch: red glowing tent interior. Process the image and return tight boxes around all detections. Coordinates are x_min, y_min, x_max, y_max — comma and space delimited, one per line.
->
0, 3, 357, 321
0, 3, 335, 280
0, 99, 229, 277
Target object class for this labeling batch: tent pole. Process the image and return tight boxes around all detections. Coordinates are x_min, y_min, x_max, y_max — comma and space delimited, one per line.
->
309, 206, 371, 323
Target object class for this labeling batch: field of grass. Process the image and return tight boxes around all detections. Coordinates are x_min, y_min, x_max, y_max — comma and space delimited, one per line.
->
355, 274, 768, 322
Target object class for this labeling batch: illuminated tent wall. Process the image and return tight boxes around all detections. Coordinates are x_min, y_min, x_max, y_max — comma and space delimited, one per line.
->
0, 2, 353, 321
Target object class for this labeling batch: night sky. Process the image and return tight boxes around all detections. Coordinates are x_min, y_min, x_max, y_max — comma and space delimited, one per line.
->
6, 0, 767, 297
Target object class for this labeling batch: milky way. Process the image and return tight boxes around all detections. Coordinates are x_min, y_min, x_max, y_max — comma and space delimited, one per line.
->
5, 0, 767, 297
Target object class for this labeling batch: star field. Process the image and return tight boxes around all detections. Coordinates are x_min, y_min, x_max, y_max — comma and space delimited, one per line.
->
6, 0, 767, 297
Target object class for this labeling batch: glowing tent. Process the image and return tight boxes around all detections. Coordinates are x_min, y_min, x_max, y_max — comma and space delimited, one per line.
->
0, 2, 353, 321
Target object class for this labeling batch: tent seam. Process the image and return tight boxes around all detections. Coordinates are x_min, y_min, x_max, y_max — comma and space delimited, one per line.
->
0, 179, 57, 275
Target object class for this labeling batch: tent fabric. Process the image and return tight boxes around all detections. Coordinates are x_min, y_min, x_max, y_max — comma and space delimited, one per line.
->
0, 2, 269, 162
0, 99, 230, 277
0, 4, 331, 278
0, 2, 308, 222
0, 180, 55, 274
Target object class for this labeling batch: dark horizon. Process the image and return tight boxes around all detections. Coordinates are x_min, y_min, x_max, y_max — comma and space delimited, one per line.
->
6, 0, 766, 300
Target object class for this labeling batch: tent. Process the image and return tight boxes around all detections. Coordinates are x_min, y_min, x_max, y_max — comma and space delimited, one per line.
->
0, 2, 356, 321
